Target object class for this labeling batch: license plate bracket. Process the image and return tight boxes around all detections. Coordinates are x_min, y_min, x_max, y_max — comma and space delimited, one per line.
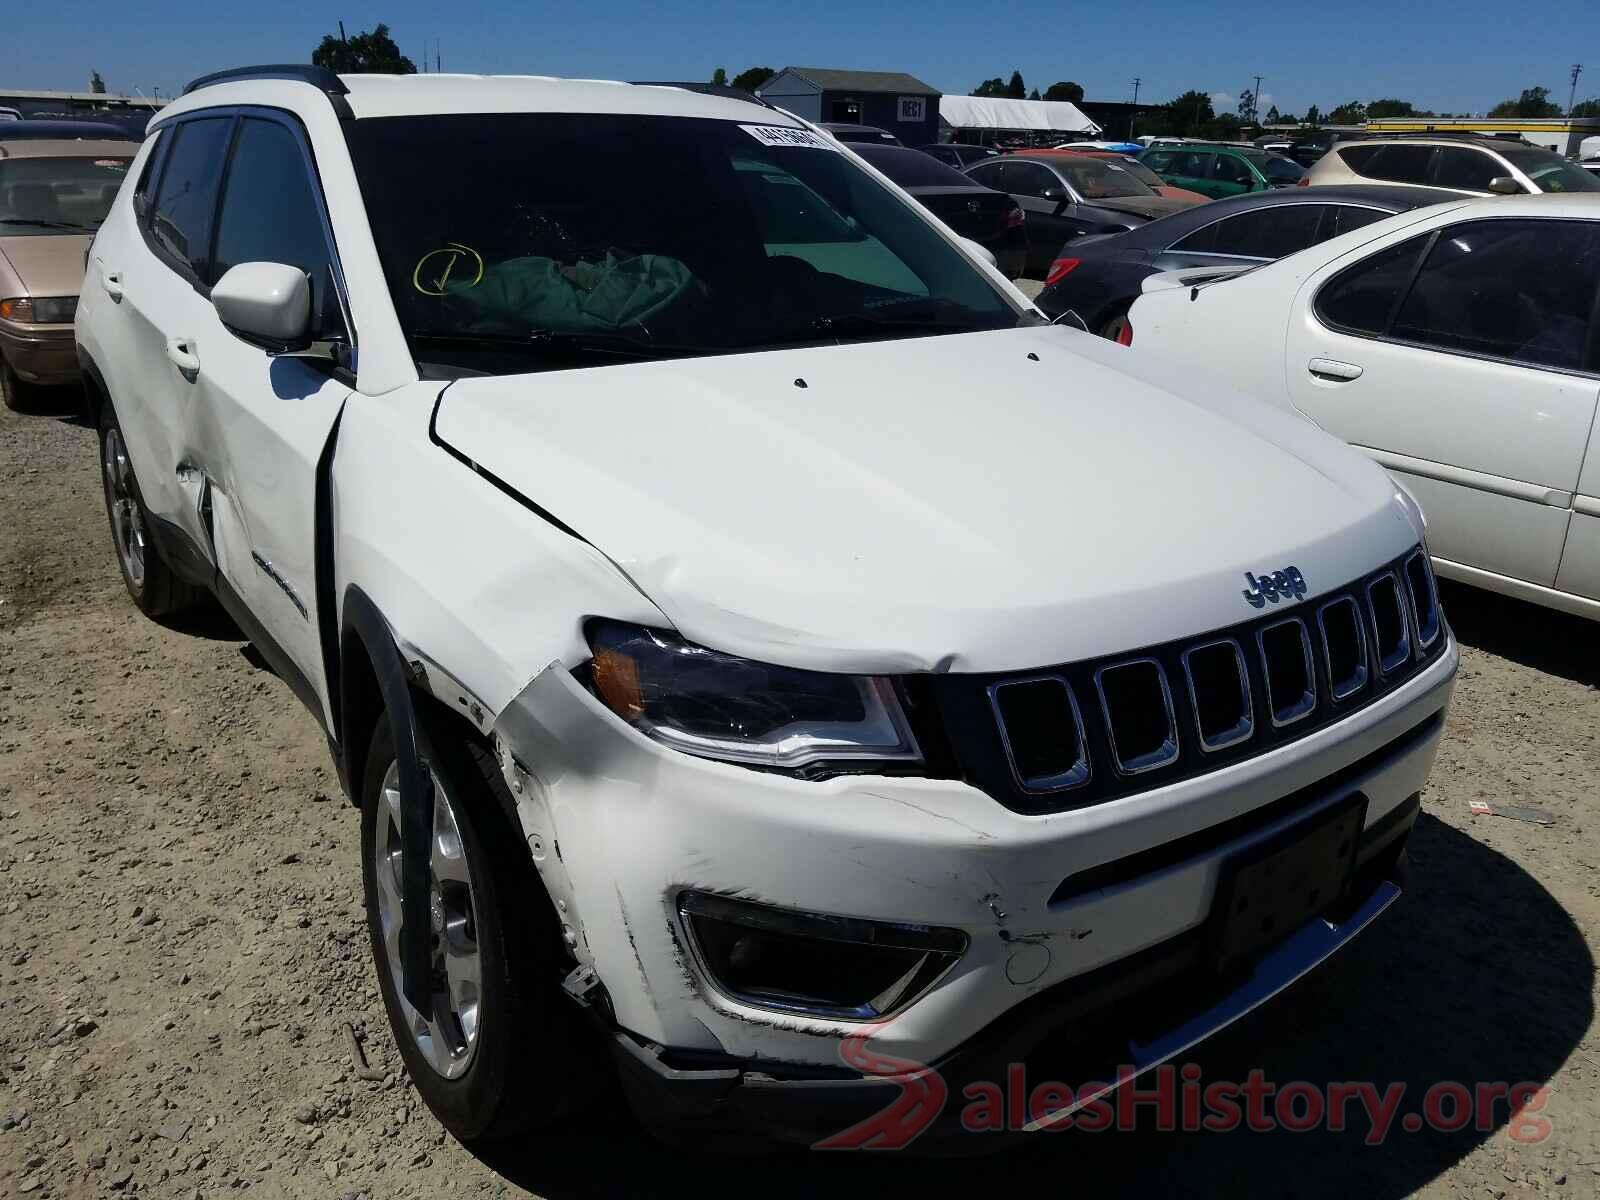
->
1208, 791, 1368, 975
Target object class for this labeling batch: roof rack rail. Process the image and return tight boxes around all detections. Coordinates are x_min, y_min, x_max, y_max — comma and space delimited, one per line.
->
184, 64, 349, 96
630, 81, 775, 109
1359, 130, 1532, 144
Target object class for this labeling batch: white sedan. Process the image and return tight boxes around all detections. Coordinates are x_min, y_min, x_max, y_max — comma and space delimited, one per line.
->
1124, 194, 1600, 621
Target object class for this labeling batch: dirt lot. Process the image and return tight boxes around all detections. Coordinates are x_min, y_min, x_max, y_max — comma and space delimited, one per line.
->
2, 394, 1598, 1199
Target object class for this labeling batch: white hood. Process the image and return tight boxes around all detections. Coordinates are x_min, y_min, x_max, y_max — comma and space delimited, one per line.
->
431, 326, 1420, 673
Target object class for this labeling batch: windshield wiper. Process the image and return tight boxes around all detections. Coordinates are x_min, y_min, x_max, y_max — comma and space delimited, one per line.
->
410, 329, 707, 361
0, 218, 97, 232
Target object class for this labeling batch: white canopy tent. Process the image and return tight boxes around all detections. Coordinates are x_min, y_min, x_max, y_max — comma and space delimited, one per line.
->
938, 95, 1100, 136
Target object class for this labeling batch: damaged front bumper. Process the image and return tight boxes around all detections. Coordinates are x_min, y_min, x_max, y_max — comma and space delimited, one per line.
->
491, 636, 1456, 1146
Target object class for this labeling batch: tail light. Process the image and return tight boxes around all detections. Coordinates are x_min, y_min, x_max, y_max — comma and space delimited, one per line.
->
1116, 316, 1133, 346
1044, 257, 1080, 287
1296, 176, 1311, 187
1005, 204, 1025, 228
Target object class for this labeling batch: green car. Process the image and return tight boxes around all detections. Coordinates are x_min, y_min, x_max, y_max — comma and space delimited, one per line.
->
1137, 144, 1305, 199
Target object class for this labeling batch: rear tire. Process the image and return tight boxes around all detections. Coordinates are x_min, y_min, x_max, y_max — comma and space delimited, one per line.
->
360, 709, 602, 1142
1098, 305, 1132, 343
97, 405, 202, 617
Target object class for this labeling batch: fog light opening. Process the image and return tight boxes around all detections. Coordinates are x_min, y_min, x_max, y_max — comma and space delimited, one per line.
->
677, 891, 966, 1021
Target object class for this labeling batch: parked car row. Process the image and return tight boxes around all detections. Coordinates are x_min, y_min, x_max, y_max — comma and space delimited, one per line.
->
58, 68, 1459, 1151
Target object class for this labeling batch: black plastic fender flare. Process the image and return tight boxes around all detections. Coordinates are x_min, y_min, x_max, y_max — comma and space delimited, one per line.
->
341, 585, 435, 1013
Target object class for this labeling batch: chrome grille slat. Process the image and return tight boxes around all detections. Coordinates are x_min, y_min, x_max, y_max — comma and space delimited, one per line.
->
1257, 617, 1317, 727
1317, 596, 1370, 702
1182, 638, 1253, 752
986, 675, 1090, 793
1094, 658, 1180, 775
1366, 571, 1412, 675
1403, 549, 1441, 652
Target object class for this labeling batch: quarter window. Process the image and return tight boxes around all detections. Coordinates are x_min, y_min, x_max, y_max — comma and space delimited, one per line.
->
148, 117, 233, 280
1390, 219, 1600, 370
1209, 205, 1324, 257
211, 117, 344, 337
1326, 205, 1389, 237
1314, 234, 1429, 334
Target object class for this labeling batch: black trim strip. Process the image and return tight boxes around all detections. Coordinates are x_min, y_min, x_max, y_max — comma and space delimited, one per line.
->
1048, 711, 1441, 906
213, 573, 328, 736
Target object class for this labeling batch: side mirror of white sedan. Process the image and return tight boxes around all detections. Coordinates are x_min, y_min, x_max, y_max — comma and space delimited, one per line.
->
959, 237, 998, 268
212, 262, 312, 350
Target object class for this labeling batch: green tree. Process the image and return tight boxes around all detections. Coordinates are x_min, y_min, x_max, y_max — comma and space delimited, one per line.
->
89, 70, 106, 94
1304, 103, 1323, 126
1488, 86, 1561, 117
1573, 97, 1600, 117
1327, 100, 1367, 124
710, 67, 728, 86
1043, 81, 1084, 102
312, 23, 416, 74
1366, 98, 1415, 118
1238, 87, 1256, 121
1264, 104, 1283, 123
971, 77, 1008, 97
730, 66, 774, 93
1028, 87, 1041, 100
1007, 70, 1026, 99
1169, 89, 1215, 134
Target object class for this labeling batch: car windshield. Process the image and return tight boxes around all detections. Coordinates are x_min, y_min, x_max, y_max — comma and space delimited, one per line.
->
1109, 158, 1166, 188
1051, 157, 1155, 200
1497, 147, 1600, 193
344, 113, 1030, 376
0, 155, 131, 234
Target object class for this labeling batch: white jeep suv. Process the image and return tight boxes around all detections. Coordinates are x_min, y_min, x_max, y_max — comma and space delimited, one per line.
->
76, 66, 1457, 1148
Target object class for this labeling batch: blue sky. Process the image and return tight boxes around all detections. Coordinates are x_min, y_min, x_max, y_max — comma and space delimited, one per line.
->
5, 0, 1594, 117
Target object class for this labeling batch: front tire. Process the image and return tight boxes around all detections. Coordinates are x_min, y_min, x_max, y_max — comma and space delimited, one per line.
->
97, 405, 200, 617
360, 711, 599, 1142
0, 355, 40, 413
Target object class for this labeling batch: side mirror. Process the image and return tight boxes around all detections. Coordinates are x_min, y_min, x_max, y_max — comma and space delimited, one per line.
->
212, 262, 311, 350
959, 237, 998, 267
1041, 186, 1067, 203
1487, 176, 1523, 195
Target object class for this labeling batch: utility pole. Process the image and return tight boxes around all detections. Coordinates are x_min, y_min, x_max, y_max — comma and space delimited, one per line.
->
1252, 74, 1263, 124
1570, 64, 1583, 116
1130, 76, 1141, 138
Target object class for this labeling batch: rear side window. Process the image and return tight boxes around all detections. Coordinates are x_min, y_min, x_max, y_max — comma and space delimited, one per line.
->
1211, 204, 1325, 257
1327, 205, 1390, 238
132, 129, 167, 219
965, 160, 1007, 190
1336, 145, 1381, 173
1350, 144, 1435, 185
210, 117, 344, 338
1314, 233, 1429, 334
1171, 151, 1211, 177
149, 117, 232, 279
1391, 219, 1600, 370
1428, 147, 1500, 192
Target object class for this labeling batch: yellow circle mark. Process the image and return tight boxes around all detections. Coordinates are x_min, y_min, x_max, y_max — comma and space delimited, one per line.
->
412, 243, 484, 296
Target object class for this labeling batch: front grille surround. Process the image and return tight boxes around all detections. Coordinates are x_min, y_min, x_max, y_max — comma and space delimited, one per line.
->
1256, 617, 1318, 728
937, 547, 1448, 814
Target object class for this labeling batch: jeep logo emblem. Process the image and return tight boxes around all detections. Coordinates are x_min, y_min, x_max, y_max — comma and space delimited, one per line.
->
1243, 567, 1307, 609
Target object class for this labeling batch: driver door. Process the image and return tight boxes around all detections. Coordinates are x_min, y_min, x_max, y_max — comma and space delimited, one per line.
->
192, 112, 353, 722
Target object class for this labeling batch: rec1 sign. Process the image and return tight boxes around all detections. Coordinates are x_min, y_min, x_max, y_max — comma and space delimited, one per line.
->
898, 96, 927, 122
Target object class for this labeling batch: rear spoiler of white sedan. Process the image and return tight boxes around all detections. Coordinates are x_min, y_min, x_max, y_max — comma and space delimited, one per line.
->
1139, 263, 1259, 294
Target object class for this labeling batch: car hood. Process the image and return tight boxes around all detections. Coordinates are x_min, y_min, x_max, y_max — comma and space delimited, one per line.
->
1155, 184, 1209, 204
0, 233, 93, 297
431, 326, 1419, 674
1083, 194, 1194, 220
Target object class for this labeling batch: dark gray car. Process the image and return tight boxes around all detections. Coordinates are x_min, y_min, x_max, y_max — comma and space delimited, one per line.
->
1035, 184, 1444, 337
963, 153, 1194, 277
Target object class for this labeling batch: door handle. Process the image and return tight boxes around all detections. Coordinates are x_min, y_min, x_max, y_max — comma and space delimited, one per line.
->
165, 337, 200, 379
101, 269, 123, 302
1308, 357, 1363, 382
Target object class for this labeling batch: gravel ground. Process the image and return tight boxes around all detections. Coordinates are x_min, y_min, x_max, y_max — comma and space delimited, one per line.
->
1, 393, 1597, 1199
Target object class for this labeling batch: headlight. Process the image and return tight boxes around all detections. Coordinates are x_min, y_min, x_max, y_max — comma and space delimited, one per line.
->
0, 296, 78, 325
585, 621, 921, 773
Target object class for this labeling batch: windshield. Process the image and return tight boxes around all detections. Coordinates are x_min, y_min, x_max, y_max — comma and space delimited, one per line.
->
1111, 158, 1166, 188
1052, 157, 1154, 200
345, 114, 1028, 376
853, 144, 977, 188
1497, 147, 1600, 193
0, 155, 131, 234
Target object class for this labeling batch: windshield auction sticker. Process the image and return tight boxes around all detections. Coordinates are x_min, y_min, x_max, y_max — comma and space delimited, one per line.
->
740, 125, 839, 150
